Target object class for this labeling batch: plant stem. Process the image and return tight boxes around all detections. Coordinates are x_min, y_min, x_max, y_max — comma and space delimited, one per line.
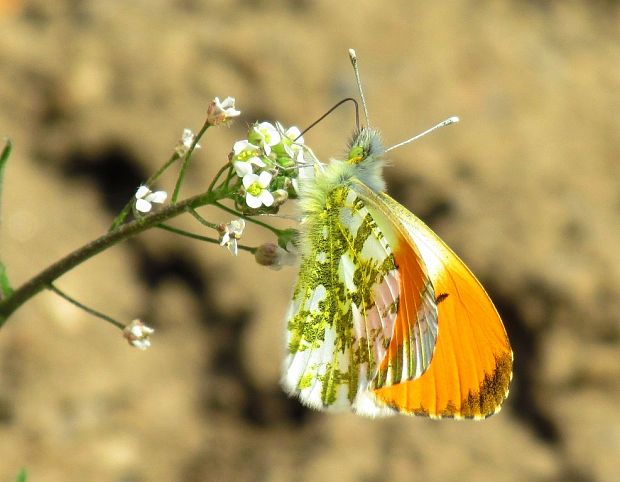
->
156, 223, 256, 254
48, 283, 124, 330
188, 208, 219, 230
172, 122, 209, 203
157, 223, 220, 245
0, 140, 13, 300
0, 139, 11, 228
0, 188, 222, 327
213, 201, 282, 236
207, 163, 232, 194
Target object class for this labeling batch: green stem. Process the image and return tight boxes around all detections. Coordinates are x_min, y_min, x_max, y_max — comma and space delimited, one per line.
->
213, 201, 281, 236
0, 140, 13, 300
0, 139, 11, 227
188, 208, 219, 230
48, 283, 124, 330
207, 163, 232, 194
0, 264, 12, 299
157, 223, 256, 253
0, 188, 225, 326
172, 122, 209, 203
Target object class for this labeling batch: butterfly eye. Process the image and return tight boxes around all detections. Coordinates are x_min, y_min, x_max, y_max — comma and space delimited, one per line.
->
347, 145, 366, 164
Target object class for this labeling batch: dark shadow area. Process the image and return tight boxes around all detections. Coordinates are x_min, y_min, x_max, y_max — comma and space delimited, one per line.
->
60, 142, 147, 214
131, 241, 312, 428
488, 281, 561, 445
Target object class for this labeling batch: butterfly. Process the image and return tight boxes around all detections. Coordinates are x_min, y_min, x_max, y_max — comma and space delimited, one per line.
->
280, 51, 512, 419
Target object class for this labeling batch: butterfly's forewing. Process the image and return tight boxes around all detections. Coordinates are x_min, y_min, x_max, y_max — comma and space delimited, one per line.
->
282, 185, 438, 416
359, 185, 513, 418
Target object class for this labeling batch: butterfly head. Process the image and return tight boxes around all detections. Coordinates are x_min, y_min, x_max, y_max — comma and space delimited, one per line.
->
343, 127, 387, 193
347, 127, 383, 164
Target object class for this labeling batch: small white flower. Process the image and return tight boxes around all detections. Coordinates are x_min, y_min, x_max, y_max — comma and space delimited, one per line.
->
135, 185, 167, 213
242, 171, 274, 209
276, 122, 304, 157
252, 122, 281, 156
123, 319, 154, 350
218, 218, 245, 256
232, 140, 265, 177
215, 96, 241, 116
175, 128, 201, 156
207, 96, 241, 126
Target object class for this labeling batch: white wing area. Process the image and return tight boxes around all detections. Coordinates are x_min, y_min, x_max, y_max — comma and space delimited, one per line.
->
282, 187, 400, 416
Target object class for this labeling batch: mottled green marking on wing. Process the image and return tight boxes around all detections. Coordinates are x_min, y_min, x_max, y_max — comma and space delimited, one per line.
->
282, 186, 399, 412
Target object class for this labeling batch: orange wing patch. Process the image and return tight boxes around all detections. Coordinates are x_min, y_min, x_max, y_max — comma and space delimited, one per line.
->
372, 192, 513, 419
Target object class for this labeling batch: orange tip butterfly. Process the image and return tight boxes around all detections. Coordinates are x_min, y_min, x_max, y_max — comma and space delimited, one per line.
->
281, 49, 512, 419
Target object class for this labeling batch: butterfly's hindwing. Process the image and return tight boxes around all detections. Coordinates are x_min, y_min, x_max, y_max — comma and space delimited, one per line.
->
351, 181, 439, 392
282, 186, 400, 415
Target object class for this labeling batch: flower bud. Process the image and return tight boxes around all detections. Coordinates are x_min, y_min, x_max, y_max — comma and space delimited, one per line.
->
271, 189, 289, 207
254, 242, 297, 270
254, 243, 279, 267
123, 319, 154, 350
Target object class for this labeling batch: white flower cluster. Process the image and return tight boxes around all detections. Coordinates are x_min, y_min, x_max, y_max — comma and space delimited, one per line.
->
135, 185, 167, 213
231, 121, 305, 210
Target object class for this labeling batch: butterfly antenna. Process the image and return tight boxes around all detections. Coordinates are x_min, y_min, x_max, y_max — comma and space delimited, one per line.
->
298, 97, 360, 138
386, 116, 460, 152
348, 49, 370, 127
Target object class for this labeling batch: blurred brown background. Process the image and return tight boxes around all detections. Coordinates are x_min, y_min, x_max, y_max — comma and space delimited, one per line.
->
0, 1, 619, 481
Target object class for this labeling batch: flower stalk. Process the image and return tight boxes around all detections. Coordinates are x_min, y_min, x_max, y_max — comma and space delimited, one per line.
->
0, 186, 224, 326
48, 283, 125, 330
172, 121, 209, 203
0, 102, 305, 333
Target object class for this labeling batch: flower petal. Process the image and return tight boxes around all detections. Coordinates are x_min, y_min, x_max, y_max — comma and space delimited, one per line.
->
234, 161, 253, 177
146, 191, 167, 204
249, 156, 266, 167
242, 173, 259, 188
258, 171, 273, 187
219, 96, 235, 108
230, 219, 245, 235
229, 239, 239, 256
285, 126, 302, 142
259, 190, 274, 207
135, 199, 152, 212
245, 193, 262, 209
233, 140, 250, 154
135, 185, 150, 199
257, 121, 275, 132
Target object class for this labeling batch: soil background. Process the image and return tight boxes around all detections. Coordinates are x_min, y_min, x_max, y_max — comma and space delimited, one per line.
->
0, 1, 619, 481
